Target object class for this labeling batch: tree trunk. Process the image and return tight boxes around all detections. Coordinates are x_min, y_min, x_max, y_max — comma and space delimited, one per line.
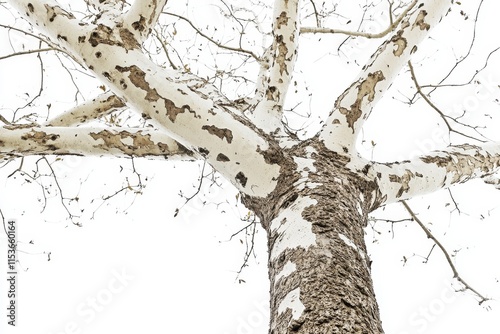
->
243, 140, 383, 333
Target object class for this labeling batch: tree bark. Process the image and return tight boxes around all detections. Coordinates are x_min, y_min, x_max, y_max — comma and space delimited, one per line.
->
243, 139, 383, 333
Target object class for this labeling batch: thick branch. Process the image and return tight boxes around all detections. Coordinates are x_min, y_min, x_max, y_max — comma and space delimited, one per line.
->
47, 92, 126, 126
124, 0, 168, 41
249, 0, 301, 134
367, 143, 500, 207
9, 0, 282, 197
0, 125, 194, 160
319, 0, 451, 154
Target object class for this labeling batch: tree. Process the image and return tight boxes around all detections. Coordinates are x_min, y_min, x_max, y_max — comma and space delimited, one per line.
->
1, 0, 499, 333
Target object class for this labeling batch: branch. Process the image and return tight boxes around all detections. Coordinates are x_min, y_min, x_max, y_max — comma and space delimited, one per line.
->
301, 0, 418, 38
0, 125, 194, 160
407, 61, 486, 143
8, 0, 283, 197
0, 47, 59, 61
367, 142, 500, 207
401, 200, 489, 304
249, 0, 301, 134
124, 0, 169, 41
318, 0, 451, 154
163, 11, 260, 61
47, 92, 126, 126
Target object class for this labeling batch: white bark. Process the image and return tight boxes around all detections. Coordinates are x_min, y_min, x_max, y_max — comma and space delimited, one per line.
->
10, 0, 281, 197
319, 0, 451, 154
47, 92, 126, 126
0, 125, 192, 160
249, 0, 301, 134
367, 143, 500, 206
124, 0, 168, 41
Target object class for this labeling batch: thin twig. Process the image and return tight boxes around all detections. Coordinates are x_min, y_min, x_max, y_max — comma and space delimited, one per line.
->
163, 11, 260, 61
401, 200, 488, 304
301, 0, 417, 38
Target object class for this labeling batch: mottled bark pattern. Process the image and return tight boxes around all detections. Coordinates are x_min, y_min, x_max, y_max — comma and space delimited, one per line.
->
244, 139, 383, 333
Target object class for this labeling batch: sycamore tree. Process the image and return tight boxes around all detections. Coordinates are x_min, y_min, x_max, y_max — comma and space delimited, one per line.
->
1, 0, 500, 333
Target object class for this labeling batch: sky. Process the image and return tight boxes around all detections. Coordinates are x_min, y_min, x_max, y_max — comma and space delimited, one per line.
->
1, 1, 500, 333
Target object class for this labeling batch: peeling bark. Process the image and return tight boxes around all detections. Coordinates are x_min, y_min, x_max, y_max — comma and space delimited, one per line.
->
243, 139, 382, 334
319, 0, 452, 153
0, 126, 193, 160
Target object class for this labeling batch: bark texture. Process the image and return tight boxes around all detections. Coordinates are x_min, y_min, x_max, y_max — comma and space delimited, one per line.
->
243, 139, 383, 333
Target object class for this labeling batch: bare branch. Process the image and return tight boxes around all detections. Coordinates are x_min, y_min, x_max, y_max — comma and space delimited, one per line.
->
319, 0, 452, 154
163, 11, 260, 61
0, 47, 59, 60
301, 0, 418, 38
402, 200, 489, 304
407, 61, 487, 143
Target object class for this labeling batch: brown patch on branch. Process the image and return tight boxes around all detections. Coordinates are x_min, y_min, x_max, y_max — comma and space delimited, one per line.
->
276, 35, 289, 75
413, 10, 430, 31
132, 15, 147, 32
115, 65, 161, 101
337, 71, 385, 132
390, 30, 407, 56
201, 125, 233, 143
217, 153, 230, 162
44, 4, 75, 22
388, 169, 421, 198
119, 28, 140, 50
90, 130, 173, 156
276, 11, 289, 29
236, 172, 248, 187
21, 130, 60, 150
89, 25, 139, 50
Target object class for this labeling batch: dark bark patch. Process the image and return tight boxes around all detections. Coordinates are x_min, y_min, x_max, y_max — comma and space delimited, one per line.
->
132, 15, 147, 32
236, 172, 248, 187
337, 71, 385, 132
420, 155, 451, 167
216, 153, 230, 162
266, 86, 279, 101
198, 147, 209, 157
201, 125, 233, 143
388, 169, 420, 198
116, 65, 161, 101
27, 3, 34, 13
21, 130, 60, 145
414, 10, 430, 31
276, 11, 289, 29
119, 28, 140, 50
164, 99, 191, 122
89, 130, 170, 156
78, 36, 86, 43
89, 24, 114, 47
390, 30, 407, 56
44, 4, 75, 22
